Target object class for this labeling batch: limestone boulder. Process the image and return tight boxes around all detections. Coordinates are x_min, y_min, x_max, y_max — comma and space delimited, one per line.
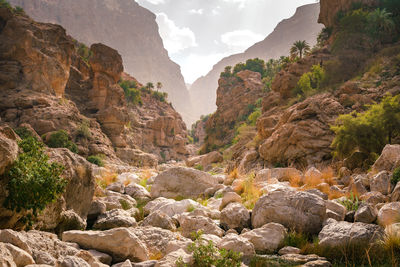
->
241, 223, 287, 253
252, 190, 326, 234
141, 210, 176, 231
392, 182, 400, 202
62, 228, 149, 262
125, 183, 151, 202
150, 167, 218, 198
354, 204, 378, 224
177, 214, 224, 238
217, 233, 255, 256
318, 221, 383, 248
93, 209, 137, 230
219, 192, 242, 210
0, 242, 17, 267
377, 202, 400, 227
370, 171, 392, 195
325, 200, 346, 221
56, 256, 90, 267
220, 203, 250, 232
186, 151, 223, 170
4, 242, 34, 267
0, 126, 19, 175
372, 144, 400, 172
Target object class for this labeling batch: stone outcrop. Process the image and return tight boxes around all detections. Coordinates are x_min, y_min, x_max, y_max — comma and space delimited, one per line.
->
0, 5, 189, 167
372, 145, 400, 172
0, 126, 19, 175
9, 0, 194, 124
241, 223, 287, 253
258, 94, 344, 166
202, 70, 265, 151
121, 74, 189, 162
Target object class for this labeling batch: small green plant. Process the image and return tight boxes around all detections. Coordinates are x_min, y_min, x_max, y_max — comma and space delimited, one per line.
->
176, 231, 242, 267
295, 65, 325, 96
77, 120, 91, 139
0, 0, 24, 13
392, 167, 400, 185
194, 164, 203, 171
87, 155, 104, 167
3, 137, 67, 225
46, 130, 78, 153
187, 204, 196, 213
247, 109, 261, 126
119, 199, 131, 210
338, 193, 363, 211
282, 230, 310, 249
152, 91, 168, 102
119, 79, 143, 106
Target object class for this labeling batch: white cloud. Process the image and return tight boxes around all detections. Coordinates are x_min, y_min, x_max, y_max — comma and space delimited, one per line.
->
222, 0, 248, 9
156, 13, 198, 54
189, 9, 203, 15
220, 29, 264, 53
140, 0, 166, 5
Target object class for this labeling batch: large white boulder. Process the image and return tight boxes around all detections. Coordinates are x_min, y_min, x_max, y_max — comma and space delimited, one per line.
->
220, 202, 250, 232
62, 228, 149, 262
252, 190, 326, 234
241, 223, 287, 253
377, 202, 400, 227
150, 167, 218, 198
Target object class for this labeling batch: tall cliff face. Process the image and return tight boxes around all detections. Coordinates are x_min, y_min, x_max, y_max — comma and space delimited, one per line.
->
318, 0, 379, 28
8, 0, 193, 124
0, 5, 189, 167
189, 3, 323, 120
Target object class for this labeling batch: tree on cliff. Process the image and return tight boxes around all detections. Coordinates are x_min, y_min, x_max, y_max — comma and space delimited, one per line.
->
156, 82, 163, 92
290, 40, 310, 59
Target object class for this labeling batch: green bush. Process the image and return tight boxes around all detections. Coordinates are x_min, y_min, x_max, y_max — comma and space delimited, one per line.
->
46, 130, 78, 154
14, 127, 36, 140
87, 155, 104, 167
331, 94, 400, 161
152, 91, 168, 102
176, 231, 242, 267
3, 137, 67, 218
392, 167, 400, 185
119, 79, 143, 106
295, 65, 325, 96
0, 0, 23, 13
247, 109, 261, 126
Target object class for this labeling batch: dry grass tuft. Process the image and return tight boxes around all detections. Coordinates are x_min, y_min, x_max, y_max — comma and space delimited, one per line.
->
239, 174, 262, 209
96, 170, 118, 189
229, 168, 239, 180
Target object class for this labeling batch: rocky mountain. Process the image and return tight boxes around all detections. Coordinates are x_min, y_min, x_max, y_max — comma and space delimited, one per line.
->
8, 0, 194, 124
189, 3, 323, 120
0, 4, 189, 169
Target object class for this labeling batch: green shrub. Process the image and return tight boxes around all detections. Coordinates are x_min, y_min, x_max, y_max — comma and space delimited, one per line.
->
152, 91, 168, 102
0, 0, 23, 13
176, 231, 242, 267
76, 43, 92, 63
194, 164, 203, 171
3, 137, 66, 219
46, 130, 78, 153
77, 120, 91, 139
331, 94, 400, 161
87, 155, 104, 167
14, 127, 36, 140
119, 79, 142, 106
295, 65, 325, 96
282, 230, 310, 249
392, 167, 400, 185
247, 109, 261, 126
220, 66, 233, 78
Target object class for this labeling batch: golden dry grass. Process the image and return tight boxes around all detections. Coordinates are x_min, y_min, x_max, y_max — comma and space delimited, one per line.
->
236, 174, 262, 209
96, 170, 117, 189
289, 167, 345, 200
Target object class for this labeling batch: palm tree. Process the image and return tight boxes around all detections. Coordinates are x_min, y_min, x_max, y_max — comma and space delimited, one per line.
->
368, 9, 395, 42
146, 82, 154, 91
290, 40, 311, 59
156, 82, 163, 92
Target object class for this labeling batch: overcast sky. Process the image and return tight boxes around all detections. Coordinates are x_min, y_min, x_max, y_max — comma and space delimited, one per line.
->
137, 0, 316, 83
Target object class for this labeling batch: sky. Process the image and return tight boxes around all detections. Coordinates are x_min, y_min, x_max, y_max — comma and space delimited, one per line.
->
137, 0, 317, 84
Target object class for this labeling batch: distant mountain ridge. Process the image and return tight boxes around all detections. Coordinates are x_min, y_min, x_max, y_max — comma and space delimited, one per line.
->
8, 0, 194, 124
189, 3, 323, 120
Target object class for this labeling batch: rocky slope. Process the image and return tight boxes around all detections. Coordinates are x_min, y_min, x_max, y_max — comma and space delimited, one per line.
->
189, 3, 323, 119
0, 5, 189, 167
8, 0, 194, 124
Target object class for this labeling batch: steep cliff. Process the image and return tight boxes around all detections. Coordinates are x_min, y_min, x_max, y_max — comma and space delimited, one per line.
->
8, 0, 193, 124
189, 3, 323, 119
0, 5, 188, 167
